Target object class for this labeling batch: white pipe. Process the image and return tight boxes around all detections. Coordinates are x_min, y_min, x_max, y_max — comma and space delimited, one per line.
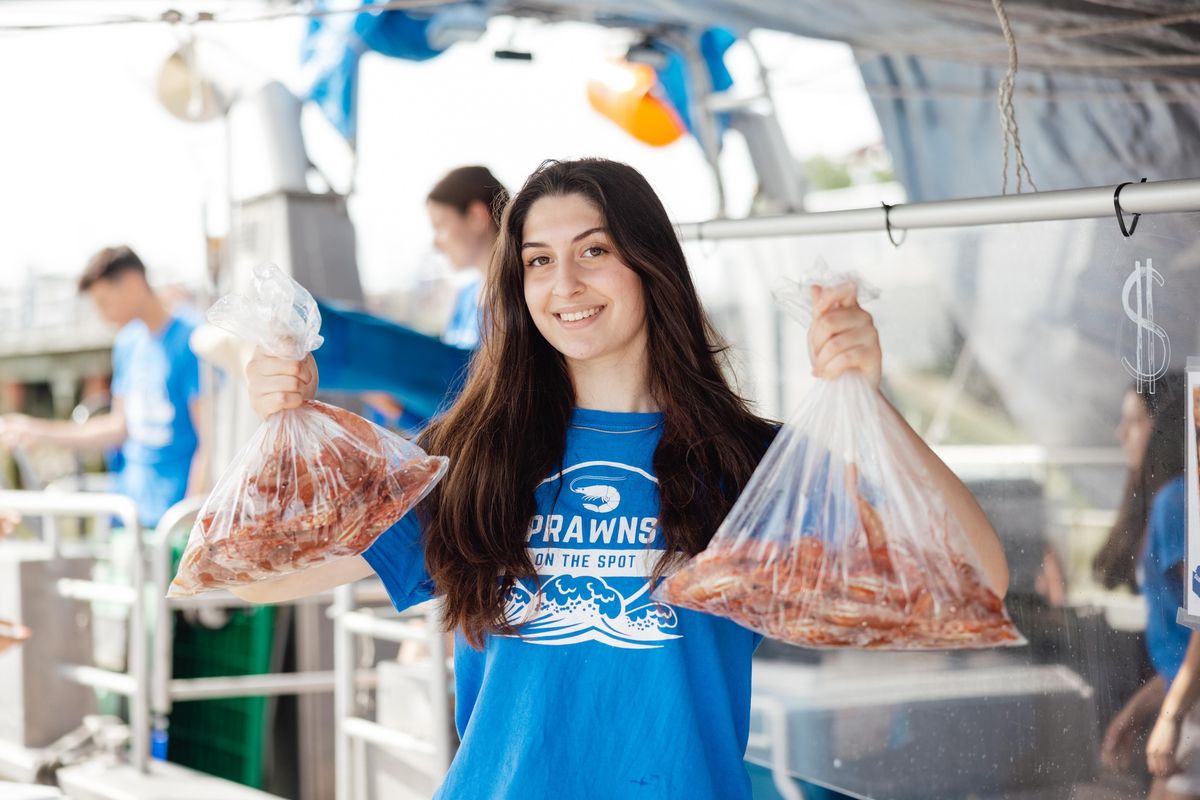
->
168, 669, 377, 701
339, 610, 431, 644
149, 495, 204, 719
55, 578, 137, 605
675, 176, 1200, 240
341, 716, 437, 759
750, 697, 806, 800
57, 663, 139, 696
426, 601, 454, 775
333, 584, 355, 800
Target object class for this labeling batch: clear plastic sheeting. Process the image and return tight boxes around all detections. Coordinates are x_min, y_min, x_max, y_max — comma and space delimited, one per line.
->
682, 212, 1200, 798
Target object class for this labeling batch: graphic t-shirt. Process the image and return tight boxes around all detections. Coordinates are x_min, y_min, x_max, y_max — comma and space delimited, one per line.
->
1141, 475, 1188, 681
364, 407, 761, 799
111, 314, 201, 526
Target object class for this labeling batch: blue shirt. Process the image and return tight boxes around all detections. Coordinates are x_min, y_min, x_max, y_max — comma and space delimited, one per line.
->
364, 408, 761, 799
1141, 475, 1188, 682
111, 314, 201, 527
441, 274, 482, 350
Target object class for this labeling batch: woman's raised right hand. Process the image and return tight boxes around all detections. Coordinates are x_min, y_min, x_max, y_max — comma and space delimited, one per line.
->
245, 347, 318, 420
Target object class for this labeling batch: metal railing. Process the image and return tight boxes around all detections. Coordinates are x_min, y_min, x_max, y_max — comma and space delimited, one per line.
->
333, 585, 454, 800
0, 489, 149, 773
3, 485, 452, 796
145, 499, 395, 765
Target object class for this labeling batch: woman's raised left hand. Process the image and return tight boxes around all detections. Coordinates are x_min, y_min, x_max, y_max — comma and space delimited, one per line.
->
807, 283, 882, 389
1147, 713, 1183, 778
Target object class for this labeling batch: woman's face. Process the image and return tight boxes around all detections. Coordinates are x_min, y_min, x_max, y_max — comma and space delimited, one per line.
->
427, 199, 493, 270
520, 193, 648, 370
1117, 389, 1153, 470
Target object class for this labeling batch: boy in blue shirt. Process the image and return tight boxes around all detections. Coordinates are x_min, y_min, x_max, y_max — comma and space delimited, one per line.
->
0, 246, 206, 528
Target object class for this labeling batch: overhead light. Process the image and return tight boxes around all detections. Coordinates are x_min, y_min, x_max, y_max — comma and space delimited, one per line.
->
156, 40, 227, 123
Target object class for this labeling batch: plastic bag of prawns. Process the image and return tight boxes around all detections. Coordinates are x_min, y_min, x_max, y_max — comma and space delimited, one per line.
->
168, 265, 448, 596
655, 264, 1022, 649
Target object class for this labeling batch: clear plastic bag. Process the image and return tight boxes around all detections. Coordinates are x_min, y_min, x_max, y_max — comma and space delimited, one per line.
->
655, 264, 1022, 649
169, 265, 449, 596
0, 618, 31, 654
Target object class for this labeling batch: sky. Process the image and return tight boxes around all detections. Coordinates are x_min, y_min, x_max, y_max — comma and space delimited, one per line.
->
0, 5, 883, 294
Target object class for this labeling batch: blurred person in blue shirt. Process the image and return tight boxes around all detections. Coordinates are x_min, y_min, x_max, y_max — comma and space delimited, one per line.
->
427, 165, 508, 349
1101, 373, 1188, 785
352, 166, 508, 429
0, 246, 207, 528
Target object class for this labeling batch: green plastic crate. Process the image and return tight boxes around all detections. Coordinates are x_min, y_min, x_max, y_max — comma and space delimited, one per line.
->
166, 543, 277, 789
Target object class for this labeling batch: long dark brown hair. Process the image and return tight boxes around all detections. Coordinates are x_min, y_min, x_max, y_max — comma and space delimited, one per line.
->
1093, 371, 1187, 590
419, 158, 776, 647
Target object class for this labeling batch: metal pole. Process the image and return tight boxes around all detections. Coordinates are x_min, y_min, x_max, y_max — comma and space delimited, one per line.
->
119, 500, 149, 773
750, 697, 806, 800
168, 669, 376, 700
55, 664, 139, 696
333, 583, 355, 800
675, 176, 1200, 241
340, 717, 437, 758
426, 602, 453, 775
149, 496, 204, 722
339, 610, 433, 643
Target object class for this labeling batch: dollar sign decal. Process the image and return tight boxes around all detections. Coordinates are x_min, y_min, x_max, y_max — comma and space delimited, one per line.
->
1121, 258, 1170, 394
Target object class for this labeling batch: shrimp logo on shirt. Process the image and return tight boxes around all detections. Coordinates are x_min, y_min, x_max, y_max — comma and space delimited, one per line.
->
569, 474, 625, 513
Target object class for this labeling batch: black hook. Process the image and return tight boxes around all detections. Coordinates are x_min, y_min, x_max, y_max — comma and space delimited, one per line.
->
1113, 177, 1147, 238
882, 202, 906, 247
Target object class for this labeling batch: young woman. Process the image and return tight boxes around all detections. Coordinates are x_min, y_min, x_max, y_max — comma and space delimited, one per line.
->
426, 164, 509, 350
348, 165, 510, 428
1145, 387, 1200, 800
236, 158, 1008, 799
1101, 373, 1189, 785
1095, 380, 1187, 591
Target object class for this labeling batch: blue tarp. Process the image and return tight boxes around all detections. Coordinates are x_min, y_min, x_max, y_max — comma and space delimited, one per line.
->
300, 1, 449, 144
312, 299, 472, 423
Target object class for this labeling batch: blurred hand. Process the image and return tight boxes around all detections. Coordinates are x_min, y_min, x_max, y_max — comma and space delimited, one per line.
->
244, 348, 318, 420
1101, 705, 1140, 771
807, 283, 882, 389
361, 392, 404, 421
0, 414, 39, 450
0, 509, 18, 539
1147, 713, 1183, 778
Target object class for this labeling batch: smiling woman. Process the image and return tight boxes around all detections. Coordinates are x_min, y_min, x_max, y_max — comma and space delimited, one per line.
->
520, 193, 650, 394
236, 157, 1003, 800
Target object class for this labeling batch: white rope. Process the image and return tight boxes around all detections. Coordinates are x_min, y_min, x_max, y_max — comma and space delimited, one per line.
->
1025, 9, 1200, 44
854, 80, 1200, 106
854, 46, 1200, 71
993, 0, 1037, 195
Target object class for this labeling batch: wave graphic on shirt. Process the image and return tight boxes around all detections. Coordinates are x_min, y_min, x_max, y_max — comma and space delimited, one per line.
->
502, 575, 681, 649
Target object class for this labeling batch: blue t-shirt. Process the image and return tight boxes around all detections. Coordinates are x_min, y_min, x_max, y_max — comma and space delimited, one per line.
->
1141, 475, 1188, 682
364, 408, 761, 799
441, 274, 482, 351
111, 314, 201, 527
